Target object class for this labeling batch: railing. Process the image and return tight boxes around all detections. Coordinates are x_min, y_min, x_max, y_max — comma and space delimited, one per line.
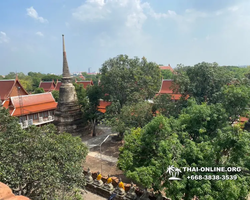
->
20, 116, 54, 129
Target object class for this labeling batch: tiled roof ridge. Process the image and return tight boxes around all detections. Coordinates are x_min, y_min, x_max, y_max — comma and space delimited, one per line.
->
11, 92, 53, 99
6, 78, 29, 99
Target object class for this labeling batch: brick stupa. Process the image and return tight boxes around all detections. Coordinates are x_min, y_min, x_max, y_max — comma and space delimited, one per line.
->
53, 34, 84, 135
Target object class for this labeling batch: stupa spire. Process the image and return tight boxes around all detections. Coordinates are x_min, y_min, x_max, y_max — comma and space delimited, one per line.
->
62, 34, 71, 78
54, 34, 84, 134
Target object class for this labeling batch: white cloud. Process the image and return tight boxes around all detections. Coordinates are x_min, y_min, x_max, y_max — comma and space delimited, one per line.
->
70, 0, 250, 67
72, 0, 148, 29
0, 31, 10, 43
228, 6, 239, 12
36, 31, 44, 37
26, 7, 48, 23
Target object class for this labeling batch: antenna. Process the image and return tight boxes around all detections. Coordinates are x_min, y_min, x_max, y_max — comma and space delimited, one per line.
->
17, 86, 24, 124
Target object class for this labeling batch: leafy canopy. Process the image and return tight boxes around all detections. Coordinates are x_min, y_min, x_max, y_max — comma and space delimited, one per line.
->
0, 108, 88, 200
173, 62, 233, 104
100, 55, 161, 107
118, 100, 250, 200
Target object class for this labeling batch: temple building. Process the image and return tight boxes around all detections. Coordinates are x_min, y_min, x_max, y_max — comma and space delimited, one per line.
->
75, 79, 94, 89
38, 80, 56, 92
156, 79, 183, 101
159, 64, 174, 72
53, 35, 84, 134
98, 100, 112, 113
8, 93, 57, 128
0, 77, 57, 128
39, 79, 62, 92
0, 77, 28, 107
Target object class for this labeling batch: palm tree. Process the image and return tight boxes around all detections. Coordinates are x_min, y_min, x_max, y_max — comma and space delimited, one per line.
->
175, 168, 182, 177
166, 165, 175, 177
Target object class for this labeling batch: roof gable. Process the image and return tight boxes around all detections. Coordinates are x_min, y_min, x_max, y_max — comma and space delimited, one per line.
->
159, 65, 174, 72
0, 79, 28, 101
39, 81, 56, 91
158, 79, 175, 94
55, 81, 62, 91
0, 80, 15, 101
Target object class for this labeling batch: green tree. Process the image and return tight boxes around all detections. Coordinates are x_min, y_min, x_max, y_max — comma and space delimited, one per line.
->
173, 62, 233, 104
74, 83, 103, 136
118, 100, 250, 200
100, 55, 161, 108
52, 90, 60, 102
223, 66, 250, 79
19, 78, 33, 92
0, 108, 88, 200
4, 72, 17, 79
83, 85, 103, 137
220, 84, 250, 123
153, 94, 188, 118
41, 74, 62, 81
107, 101, 153, 138
74, 83, 88, 108
33, 87, 45, 94
161, 69, 173, 79
32, 77, 41, 90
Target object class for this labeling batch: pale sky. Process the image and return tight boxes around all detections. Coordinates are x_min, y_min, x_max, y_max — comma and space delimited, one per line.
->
0, 0, 250, 75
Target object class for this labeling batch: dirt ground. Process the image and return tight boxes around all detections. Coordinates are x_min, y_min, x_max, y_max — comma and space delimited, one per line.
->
83, 190, 106, 200
81, 127, 133, 183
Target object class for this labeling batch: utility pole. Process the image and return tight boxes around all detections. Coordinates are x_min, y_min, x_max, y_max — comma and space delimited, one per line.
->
17, 87, 24, 123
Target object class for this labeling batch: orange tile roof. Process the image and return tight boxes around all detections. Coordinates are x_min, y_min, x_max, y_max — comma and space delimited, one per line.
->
156, 79, 188, 100
159, 65, 174, 72
39, 81, 56, 92
97, 100, 112, 113
9, 93, 57, 116
2, 99, 10, 109
76, 80, 94, 89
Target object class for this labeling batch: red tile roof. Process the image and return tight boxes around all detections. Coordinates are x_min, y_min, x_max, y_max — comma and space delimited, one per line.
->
0, 79, 28, 101
0, 80, 15, 101
39, 81, 56, 92
97, 100, 112, 113
55, 81, 62, 91
159, 65, 174, 72
76, 80, 94, 89
9, 93, 57, 116
156, 79, 185, 100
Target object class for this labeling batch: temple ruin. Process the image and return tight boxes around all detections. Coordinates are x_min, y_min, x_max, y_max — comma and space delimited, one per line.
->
53, 34, 84, 135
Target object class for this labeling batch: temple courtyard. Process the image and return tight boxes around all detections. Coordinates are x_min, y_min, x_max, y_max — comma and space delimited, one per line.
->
81, 125, 132, 182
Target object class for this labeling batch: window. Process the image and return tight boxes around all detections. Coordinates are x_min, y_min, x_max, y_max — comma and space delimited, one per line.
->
33, 114, 38, 120
19, 116, 26, 122
43, 112, 48, 118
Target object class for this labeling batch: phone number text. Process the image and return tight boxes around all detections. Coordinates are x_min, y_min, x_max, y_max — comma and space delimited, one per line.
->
187, 175, 238, 180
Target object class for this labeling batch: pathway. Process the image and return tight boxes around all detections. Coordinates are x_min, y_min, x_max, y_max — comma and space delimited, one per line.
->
83, 190, 107, 200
